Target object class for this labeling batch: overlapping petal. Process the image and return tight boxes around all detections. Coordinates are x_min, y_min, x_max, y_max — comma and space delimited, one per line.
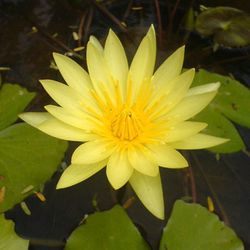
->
128, 145, 159, 176
152, 46, 185, 88
129, 171, 164, 219
104, 29, 128, 98
45, 105, 102, 132
57, 160, 107, 189
148, 144, 188, 168
72, 140, 116, 165
40, 79, 101, 117
147, 68, 195, 119
164, 121, 207, 142
53, 53, 92, 92
171, 133, 229, 149
165, 83, 220, 124
87, 40, 116, 105
129, 25, 156, 101
19, 112, 95, 141
106, 150, 133, 189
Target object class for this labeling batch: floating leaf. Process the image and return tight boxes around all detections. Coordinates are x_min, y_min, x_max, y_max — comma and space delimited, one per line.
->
160, 200, 244, 250
0, 123, 67, 212
194, 107, 244, 153
65, 205, 150, 250
195, 7, 250, 47
192, 69, 250, 153
0, 214, 29, 250
0, 84, 35, 131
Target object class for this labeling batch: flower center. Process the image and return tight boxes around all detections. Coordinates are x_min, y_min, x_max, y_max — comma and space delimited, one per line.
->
111, 108, 143, 141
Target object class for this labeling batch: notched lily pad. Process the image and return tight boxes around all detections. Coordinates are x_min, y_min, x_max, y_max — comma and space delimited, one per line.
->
192, 69, 250, 153
160, 200, 244, 250
0, 83, 35, 131
0, 214, 29, 250
0, 123, 68, 212
0, 83, 68, 212
65, 205, 150, 250
195, 7, 250, 48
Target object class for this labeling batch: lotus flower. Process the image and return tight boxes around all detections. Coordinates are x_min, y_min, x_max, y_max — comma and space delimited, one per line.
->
20, 25, 228, 219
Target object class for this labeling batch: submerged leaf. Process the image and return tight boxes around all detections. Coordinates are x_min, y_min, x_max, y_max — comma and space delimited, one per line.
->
65, 205, 150, 250
195, 7, 250, 47
160, 200, 244, 250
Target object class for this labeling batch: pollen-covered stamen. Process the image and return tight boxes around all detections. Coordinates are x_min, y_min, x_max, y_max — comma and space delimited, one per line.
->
111, 109, 143, 140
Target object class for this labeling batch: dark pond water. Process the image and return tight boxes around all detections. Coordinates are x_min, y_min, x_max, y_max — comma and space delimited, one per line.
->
1, 0, 250, 249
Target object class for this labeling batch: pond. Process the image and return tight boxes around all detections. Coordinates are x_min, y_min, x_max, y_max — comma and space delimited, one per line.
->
0, 0, 250, 249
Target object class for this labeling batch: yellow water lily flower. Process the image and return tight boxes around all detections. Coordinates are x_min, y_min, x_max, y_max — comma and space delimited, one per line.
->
19, 25, 228, 219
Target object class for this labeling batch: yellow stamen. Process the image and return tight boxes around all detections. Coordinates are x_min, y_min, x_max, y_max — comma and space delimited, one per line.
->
111, 109, 143, 141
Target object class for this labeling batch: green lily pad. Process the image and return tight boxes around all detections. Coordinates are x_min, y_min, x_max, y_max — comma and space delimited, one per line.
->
195, 7, 250, 47
192, 69, 250, 153
0, 214, 29, 250
65, 205, 150, 250
0, 83, 67, 212
0, 123, 67, 212
160, 200, 244, 250
0, 84, 35, 131
194, 107, 244, 153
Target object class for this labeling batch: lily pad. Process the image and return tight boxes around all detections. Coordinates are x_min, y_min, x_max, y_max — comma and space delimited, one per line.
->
192, 69, 250, 153
0, 83, 68, 212
194, 107, 244, 153
0, 214, 29, 250
65, 205, 150, 250
160, 200, 244, 250
0, 84, 35, 131
0, 123, 68, 212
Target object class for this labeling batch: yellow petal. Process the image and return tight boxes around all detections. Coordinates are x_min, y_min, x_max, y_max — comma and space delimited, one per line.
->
171, 133, 229, 149
187, 82, 220, 96
129, 171, 164, 219
148, 144, 188, 168
148, 69, 195, 118
106, 150, 133, 189
104, 29, 128, 98
19, 112, 95, 141
166, 88, 219, 124
56, 160, 107, 189
152, 46, 185, 88
87, 42, 115, 104
45, 105, 101, 132
128, 145, 159, 176
89, 35, 103, 52
72, 140, 115, 164
40, 79, 100, 117
129, 26, 156, 100
164, 121, 207, 142
53, 53, 92, 92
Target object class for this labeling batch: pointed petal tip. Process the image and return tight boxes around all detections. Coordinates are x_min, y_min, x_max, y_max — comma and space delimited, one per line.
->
52, 52, 66, 63
56, 181, 66, 190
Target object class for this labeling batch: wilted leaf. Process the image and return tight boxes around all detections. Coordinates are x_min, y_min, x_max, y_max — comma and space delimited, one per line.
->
0, 214, 29, 250
65, 205, 150, 250
160, 200, 244, 250
0, 84, 35, 131
0, 123, 67, 212
192, 69, 250, 153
